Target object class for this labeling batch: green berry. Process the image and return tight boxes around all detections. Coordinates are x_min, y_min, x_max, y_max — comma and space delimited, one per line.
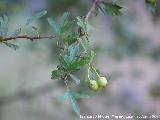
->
97, 77, 108, 88
88, 80, 99, 91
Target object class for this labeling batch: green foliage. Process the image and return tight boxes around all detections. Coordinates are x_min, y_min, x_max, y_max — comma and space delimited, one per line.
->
47, 12, 71, 35
145, 0, 157, 13
102, 2, 123, 16
48, 12, 104, 115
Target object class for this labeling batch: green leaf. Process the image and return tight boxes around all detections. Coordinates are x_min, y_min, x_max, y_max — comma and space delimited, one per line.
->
51, 70, 62, 79
59, 12, 70, 33
58, 55, 69, 71
69, 57, 90, 72
70, 91, 89, 99
103, 2, 122, 16
0, 15, 9, 36
69, 95, 80, 116
26, 10, 47, 25
60, 12, 70, 27
69, 74, 80, 85
47, 18, 60, 34
63, 34, 78, 45
2, 42, 19, 50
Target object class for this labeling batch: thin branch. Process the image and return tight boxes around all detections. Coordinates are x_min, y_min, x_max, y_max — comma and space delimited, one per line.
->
85, 0, 100, 20
1, 35, 56, 42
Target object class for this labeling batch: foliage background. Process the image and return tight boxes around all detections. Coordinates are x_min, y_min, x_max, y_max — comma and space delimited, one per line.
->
0, 0, 160, 119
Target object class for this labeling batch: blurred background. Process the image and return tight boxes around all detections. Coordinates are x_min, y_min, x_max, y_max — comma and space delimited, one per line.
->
0, 0, 160, 120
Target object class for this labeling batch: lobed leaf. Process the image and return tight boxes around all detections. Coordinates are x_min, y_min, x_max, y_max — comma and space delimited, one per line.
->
51, 70, 62, 80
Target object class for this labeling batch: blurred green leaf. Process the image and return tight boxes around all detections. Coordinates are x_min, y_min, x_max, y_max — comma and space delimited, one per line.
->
47, 18, 60, 34
145, 0, 157, 13
103, 2, 122, 16
26, 10, 47, 25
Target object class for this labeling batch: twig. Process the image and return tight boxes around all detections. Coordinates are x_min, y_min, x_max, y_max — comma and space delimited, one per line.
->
85, 0, 100, 20
1, 35, 56, 42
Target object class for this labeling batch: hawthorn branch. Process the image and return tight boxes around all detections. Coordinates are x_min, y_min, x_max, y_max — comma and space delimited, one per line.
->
0, 0, 100, 107
1, 35, 56, 42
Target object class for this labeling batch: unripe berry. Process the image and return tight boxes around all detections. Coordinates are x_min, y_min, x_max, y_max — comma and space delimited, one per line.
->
97, 77, 108, 88
88, 80, 99, 91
